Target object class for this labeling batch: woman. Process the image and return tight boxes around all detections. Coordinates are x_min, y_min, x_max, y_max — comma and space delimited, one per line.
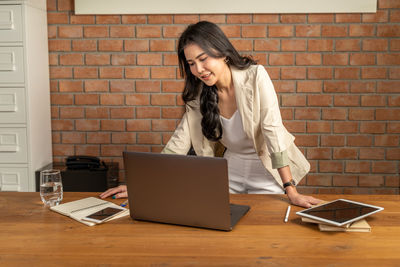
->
101, 21, 320, 208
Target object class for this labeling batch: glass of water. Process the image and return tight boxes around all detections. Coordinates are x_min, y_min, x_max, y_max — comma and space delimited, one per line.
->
40, 169, 63, 207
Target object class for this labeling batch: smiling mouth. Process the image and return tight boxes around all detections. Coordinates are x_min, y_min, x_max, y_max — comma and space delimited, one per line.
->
200, 73, 211, 79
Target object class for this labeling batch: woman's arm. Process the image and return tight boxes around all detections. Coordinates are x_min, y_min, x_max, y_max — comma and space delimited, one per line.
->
253, 67, 321, 207
256, 66, 293, 169
162, 111, 192, 154
278, 166, 321, 208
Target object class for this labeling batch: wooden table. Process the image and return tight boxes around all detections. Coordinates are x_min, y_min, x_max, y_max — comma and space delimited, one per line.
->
1, 192, 399, 266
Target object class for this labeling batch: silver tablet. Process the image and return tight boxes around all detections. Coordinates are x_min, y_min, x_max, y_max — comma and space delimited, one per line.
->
296, 199, 384, 227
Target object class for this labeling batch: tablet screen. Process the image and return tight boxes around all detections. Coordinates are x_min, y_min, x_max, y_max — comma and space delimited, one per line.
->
296, 199, 384, 226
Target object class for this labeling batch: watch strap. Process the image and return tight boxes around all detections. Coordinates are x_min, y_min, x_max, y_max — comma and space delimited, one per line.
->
283, 179, 296, 194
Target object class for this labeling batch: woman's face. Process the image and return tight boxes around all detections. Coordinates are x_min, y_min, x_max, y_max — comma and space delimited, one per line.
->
184, 43, 229, 88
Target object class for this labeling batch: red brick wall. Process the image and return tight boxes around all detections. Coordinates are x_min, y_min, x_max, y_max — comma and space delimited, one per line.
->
47, 0, 400, 194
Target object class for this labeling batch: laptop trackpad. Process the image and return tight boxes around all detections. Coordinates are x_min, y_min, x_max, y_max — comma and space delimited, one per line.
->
230, 203, 250, 229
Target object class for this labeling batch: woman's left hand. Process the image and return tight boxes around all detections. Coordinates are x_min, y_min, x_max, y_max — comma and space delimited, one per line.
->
277, 167, 322, 208
286, 189, 322, 208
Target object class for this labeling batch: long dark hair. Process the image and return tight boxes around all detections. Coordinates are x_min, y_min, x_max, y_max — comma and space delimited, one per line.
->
177, 21, 256, 141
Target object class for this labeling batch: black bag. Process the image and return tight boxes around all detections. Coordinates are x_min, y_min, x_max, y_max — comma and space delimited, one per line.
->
65, 156, 107, 170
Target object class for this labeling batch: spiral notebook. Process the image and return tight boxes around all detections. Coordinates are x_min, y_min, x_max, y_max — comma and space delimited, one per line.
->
50, 197, 129, 226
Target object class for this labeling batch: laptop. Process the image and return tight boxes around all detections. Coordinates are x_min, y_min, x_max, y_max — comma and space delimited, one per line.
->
123, 151, 250, 231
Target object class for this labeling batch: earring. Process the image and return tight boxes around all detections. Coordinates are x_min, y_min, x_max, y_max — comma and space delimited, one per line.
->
224, 58, 229, 64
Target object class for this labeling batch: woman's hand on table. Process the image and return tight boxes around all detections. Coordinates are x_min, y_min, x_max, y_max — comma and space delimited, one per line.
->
286, 187, 321, 208
99, 185, 128, 199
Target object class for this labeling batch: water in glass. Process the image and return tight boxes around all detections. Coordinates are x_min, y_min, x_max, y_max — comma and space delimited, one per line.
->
40, 169, 63, 207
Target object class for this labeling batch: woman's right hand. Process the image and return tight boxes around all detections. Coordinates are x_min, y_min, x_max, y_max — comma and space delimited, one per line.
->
99, 185, 128, 199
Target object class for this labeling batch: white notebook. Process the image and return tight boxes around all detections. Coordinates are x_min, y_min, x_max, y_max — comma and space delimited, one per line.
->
50, 197, 129, 226
301, 217, 371, 232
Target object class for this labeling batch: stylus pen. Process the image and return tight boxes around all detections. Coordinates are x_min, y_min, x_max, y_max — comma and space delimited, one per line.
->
284, 205, 291, 223
120, 200, 128, 207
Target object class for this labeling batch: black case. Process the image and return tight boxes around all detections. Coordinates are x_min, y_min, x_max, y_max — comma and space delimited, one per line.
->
65, 156, 104, 170
35, 161, 118, 192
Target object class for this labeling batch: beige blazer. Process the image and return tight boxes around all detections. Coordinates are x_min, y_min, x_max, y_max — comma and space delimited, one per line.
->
162, 65, 310, 187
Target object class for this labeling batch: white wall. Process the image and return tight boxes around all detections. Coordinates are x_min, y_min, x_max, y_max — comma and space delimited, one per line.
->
75, 0, 377, 15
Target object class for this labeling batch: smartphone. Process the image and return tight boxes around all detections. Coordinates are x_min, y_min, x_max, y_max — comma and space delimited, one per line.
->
82, 207, 125, 224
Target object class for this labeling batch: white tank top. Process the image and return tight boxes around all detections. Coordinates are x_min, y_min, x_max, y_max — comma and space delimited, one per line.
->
220, 110, 256, 155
